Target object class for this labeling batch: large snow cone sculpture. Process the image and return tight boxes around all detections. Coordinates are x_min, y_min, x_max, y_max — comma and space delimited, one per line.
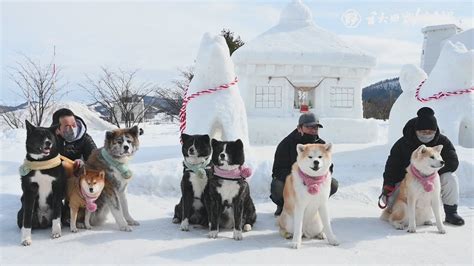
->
180, 33, 249, 147
388, 41, 474, 148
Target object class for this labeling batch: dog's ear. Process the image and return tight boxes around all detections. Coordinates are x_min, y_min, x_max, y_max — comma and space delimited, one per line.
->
324, 143, 332, 152
105, 130, 115, 140
49, 123, 60, 135
25, 120, 34, 133
235, 139, 243, 149
98, 170, 105, 179
211, 138, 219, 148
433, 145, 443, 153
181, 133, 191, 143
129, 126, 139, 136
296, 144, 305, 155
74, 165, 86, 177
416, 144, 427, 155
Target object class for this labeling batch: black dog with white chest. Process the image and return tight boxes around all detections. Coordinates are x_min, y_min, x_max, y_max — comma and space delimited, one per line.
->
17, 120, 67, 246
204, 139, 256, 240
173, 134, 212, 230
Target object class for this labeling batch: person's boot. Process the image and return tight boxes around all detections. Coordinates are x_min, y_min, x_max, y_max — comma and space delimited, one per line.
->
444, 204, 465, 226
274, 205, 283, 216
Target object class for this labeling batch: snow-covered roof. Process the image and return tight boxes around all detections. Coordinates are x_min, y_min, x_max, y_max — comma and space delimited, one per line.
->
232, 0, 376, 68
444, 28, 473, 50
421, 24, 462, 33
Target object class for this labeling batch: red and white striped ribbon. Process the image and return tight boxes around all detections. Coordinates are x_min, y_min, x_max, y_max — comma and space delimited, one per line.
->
179, 77, 238, 135
415, 79, 474, 102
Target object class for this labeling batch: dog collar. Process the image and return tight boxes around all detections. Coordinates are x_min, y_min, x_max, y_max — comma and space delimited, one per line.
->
183, 156, 211, 178
100, 149, 132, 179
409, 165, 436, 192
297, 167, 328, 195
213, 165, 252, 181
80, 187, 100, 212
19, 154, 62, 176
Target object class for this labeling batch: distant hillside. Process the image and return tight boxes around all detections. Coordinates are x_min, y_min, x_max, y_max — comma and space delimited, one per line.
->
362, 77, 402, 120
0, 102, 28, 113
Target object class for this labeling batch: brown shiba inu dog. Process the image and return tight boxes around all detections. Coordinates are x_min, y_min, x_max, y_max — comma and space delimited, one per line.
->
381, 144, 446, 234
278, 143, 338, 249
67, 167, 105, 232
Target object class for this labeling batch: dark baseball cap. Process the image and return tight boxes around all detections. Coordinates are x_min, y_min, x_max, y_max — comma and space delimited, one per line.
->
298, 112, 323, 128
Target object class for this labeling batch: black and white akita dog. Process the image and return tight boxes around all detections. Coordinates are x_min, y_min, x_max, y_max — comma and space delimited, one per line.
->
17, 120, 67, 246
173, 133, 212, 230
204, 139, 256, 240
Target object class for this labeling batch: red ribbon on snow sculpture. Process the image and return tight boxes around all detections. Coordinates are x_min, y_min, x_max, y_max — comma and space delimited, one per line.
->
179, 77, 239, 136
415, 79, 474, 103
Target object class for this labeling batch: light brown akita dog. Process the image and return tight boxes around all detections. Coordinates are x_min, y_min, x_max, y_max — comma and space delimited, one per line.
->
278, 143, 338, 249
381, 144, 446, 234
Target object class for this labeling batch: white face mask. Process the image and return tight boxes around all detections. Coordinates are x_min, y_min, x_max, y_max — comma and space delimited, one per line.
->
416, 132, 435, 143
63, 127, 78, 142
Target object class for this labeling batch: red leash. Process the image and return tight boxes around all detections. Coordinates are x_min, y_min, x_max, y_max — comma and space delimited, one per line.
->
415, 79, 474, 102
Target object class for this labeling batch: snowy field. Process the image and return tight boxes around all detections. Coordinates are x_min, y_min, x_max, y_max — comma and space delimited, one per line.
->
0, 123, 473, 264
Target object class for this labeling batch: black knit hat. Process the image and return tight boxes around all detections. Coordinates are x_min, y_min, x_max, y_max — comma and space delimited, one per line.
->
51, 108, 75, 126
415, 107, 438, 131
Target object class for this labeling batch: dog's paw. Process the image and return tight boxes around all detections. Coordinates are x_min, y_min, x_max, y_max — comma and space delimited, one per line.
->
51, 232, 62, 239
438, 227, 446, 234
233, 230, 243, 241
127, 219, 140, 226
424, 220, 433, 226
280, 230, 293, 239
172, 217, 180, 224
21, 239, 32, 246
315, 232, 326, 240
180, 219, 189, 231
243, 224, 252, 232
85, 224, 92, 230
119, 225, 133, 232
290, 241, 301, 249
407, 227, 416, 233
76, 222, 86, 229
208, 230, 218, 239
328, 238, 339, 246
394, 222, 406, 230
70, 227, 79, 233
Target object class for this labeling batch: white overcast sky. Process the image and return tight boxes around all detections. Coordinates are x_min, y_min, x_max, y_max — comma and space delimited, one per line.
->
1, 0, 473, 105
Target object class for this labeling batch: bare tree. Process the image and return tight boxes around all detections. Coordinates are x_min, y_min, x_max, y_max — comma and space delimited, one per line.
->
81, 67, 158, 128
155, 67, 193, 121
1, 110, 24, 129
6, 54, 65, 127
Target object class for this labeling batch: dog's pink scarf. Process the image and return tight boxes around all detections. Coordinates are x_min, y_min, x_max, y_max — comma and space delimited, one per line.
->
409, 165, 436, 192
213, 165, 252, 180
298, 167, 328, 195
80, 188, 99, 212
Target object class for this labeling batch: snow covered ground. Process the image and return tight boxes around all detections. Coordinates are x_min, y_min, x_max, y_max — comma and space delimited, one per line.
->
1, 123, 473, 264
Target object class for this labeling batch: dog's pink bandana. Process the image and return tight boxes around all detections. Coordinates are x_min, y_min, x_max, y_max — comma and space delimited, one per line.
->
298, 167, 328, 195
213, 165, 252, 180
80, 188, 99, 212
409, 165, 436, 192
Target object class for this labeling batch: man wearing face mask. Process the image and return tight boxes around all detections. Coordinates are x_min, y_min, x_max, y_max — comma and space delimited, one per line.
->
270, 112, 338, 216
381, 107, 464, 225
51, 108, 97, 163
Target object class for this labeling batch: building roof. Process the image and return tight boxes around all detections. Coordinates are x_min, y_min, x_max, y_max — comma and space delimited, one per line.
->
232, 0, 376, 68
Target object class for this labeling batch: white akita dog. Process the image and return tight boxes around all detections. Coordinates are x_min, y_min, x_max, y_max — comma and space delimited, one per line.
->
381, 144, 446, 234
278, 143, 338, 249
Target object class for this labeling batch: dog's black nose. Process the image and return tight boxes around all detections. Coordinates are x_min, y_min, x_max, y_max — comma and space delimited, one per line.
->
189, 147, 195, 154
89, 188, 94, 193
220, 154, 225, 159
124, 146, 129, 151
440, 160, 445, 166
45, 140, 51, 147
313, 161, 319, 167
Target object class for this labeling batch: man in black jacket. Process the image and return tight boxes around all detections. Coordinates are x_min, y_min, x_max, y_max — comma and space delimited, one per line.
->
381, 107, 464, 226
270, 112, 338, 216
51, 108, 97, 163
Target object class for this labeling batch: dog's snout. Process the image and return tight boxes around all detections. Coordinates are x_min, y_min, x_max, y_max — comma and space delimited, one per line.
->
313, 160, 319, 166
189, 147, 195, 154
440, 160, 445, 166
89, 187, 94, 193
123, 145, 129, 151
219, 154, 225, 159
45, 140, 52, 147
